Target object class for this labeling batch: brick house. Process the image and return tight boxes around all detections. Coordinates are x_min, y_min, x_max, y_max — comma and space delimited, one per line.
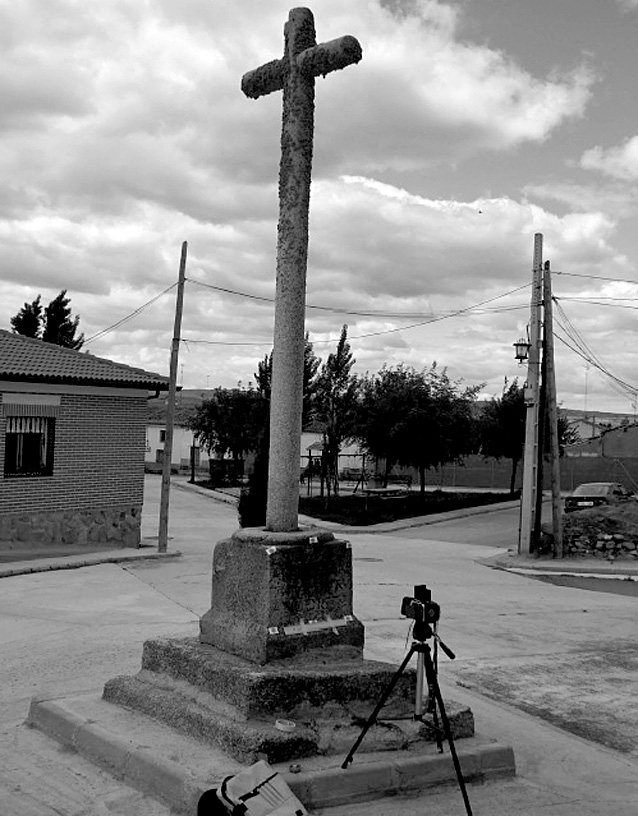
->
0, 330, 169, 553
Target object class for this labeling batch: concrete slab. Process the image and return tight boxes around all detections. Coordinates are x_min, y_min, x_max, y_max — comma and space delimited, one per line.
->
27, 692, 514, 813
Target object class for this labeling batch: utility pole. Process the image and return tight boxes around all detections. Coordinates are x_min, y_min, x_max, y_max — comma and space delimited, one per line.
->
543, 260, 564, 557
519, 234, 543, 555
158, 241, 188, 553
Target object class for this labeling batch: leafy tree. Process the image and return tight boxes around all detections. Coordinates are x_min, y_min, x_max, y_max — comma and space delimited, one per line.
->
479, 379, 580, 494
10, 295, 42, 337
189, 385, 268, 466
10, 289, 84, 349
356, 364, 418, 484
314, 325, 360, 497
479, 379, 526, 494
356, 364, 481, 494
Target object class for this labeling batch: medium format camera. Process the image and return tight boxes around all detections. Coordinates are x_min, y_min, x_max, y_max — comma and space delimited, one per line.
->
401, 584, 440, 625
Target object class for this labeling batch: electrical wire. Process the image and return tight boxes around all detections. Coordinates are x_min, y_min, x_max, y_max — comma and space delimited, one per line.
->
185, 277, 530, 321
552, 299, 638, 399
83, 283, 178, 345
554, 270, 638, 286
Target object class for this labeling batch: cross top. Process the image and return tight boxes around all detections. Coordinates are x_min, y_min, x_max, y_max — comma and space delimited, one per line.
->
242, 8, 362, 100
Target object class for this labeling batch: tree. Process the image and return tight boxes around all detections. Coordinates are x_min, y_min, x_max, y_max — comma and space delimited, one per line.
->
188, 385, 268, 467
356, 364, 481, 494
10, 289, 84, 349
556, 410, 580, 454
314, 325, 360, 497
254, 333, 320, 428
479, 379, 580, 494
479, 379, 526, 494
42, 290, 84, 349
10, 295, 42, 337
302, 334, 321, 428
356, 364, 418, 484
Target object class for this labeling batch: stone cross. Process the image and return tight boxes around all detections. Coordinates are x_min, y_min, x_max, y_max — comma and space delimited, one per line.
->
242, 8, 362, 532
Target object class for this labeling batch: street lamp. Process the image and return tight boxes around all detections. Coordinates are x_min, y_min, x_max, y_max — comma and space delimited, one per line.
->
513, 337, 531, 363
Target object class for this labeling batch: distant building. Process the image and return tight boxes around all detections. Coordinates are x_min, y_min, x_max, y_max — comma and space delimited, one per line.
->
0, 330, 169, 553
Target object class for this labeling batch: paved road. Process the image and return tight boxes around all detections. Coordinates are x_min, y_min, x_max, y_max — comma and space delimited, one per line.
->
399, 502, 521, 547
2, 476, 638, 816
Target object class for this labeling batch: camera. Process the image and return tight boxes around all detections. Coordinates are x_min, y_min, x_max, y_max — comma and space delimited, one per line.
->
401, 584, 440, 625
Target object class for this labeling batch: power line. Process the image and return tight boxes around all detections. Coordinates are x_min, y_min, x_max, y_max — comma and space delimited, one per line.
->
554, 270, 638, 286
552, 299, 638, 398
556, 296, 638, 311
180, 283, 530, 347
84, 283, 178, 345
186, 277, 529, 320
553, 330, 638, 401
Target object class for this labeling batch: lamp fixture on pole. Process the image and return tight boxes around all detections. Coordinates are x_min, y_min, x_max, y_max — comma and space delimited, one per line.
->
513, 336, 531, 363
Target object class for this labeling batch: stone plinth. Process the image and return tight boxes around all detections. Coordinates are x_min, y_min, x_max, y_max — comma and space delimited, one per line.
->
199, 528, 364, 664
102, 526, 476, 766
103, 637, 475, 764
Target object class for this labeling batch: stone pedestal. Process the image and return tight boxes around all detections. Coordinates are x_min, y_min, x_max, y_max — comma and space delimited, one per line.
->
103, 527, 475, 764
200, 528, 364, 664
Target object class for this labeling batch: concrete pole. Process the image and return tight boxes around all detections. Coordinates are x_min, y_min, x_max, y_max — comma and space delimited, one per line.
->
543, 260, 564, 557
519, 234, 543, 555
158, 241, 188, 553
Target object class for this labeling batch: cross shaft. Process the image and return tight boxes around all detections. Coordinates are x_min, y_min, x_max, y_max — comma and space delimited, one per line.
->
242, 8, 362, 532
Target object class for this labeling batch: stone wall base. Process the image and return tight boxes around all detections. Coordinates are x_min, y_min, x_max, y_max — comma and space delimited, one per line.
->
0, 505, 142, 550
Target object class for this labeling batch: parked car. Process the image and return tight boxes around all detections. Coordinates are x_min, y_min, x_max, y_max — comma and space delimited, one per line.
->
564, 482, 635, 513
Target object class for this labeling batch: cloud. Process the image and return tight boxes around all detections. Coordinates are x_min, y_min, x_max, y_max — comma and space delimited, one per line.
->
580, 136, 638, 181
523, 181, 638, 220
0, 0, 628, 409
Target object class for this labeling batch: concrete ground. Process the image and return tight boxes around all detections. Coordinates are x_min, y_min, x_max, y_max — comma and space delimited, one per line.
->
1, 474, 638, 814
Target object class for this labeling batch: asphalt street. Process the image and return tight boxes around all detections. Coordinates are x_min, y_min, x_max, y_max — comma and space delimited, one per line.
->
1, 475, 637, 815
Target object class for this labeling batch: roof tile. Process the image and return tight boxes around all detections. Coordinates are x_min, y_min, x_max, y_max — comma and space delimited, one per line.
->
0, 329, 169, 390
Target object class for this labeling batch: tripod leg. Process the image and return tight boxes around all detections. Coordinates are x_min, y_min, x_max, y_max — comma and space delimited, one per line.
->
341, 645, 415, 769
423, 649, 474, 816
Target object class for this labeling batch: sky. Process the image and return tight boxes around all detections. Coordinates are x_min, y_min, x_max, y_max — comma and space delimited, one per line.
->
2, 0, 638, 415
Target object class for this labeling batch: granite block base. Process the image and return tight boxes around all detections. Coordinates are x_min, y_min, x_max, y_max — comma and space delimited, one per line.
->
103, 637, 475, 764
199, 528, 364, 664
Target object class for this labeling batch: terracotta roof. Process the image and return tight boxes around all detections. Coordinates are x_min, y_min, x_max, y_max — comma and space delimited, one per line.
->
0, 329, 170, 390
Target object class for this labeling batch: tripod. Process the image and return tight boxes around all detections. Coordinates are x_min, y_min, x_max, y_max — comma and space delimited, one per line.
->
341, 618, 473, 816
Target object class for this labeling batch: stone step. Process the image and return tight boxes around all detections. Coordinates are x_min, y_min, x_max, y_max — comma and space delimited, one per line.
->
102, 636, 475, 763
28, 692, 515, 814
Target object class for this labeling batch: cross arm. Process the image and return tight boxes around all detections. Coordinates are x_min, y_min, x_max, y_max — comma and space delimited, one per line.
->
297, 35, 362, 78
242, 58, 285, 99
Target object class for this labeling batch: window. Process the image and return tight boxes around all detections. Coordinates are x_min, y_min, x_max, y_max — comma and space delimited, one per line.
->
4, 416, 55, 477
159, 429, 166, 443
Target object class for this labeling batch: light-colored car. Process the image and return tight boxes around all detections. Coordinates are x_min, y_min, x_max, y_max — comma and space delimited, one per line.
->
564, 481, 635, 513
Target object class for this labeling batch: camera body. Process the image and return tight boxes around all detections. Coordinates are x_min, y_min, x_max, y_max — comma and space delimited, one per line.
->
401, 584, 440, 625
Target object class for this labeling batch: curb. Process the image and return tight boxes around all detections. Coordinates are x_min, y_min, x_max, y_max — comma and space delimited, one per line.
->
0, 547, 182, 579
314, 499, 520, 535
482, 550, 638, 578
28, 696, 515, 813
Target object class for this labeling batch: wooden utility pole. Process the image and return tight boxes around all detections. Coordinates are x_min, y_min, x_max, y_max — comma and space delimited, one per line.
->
519, 234, 543, 555
543, 260, 564, 557
158, 241, 188, 553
